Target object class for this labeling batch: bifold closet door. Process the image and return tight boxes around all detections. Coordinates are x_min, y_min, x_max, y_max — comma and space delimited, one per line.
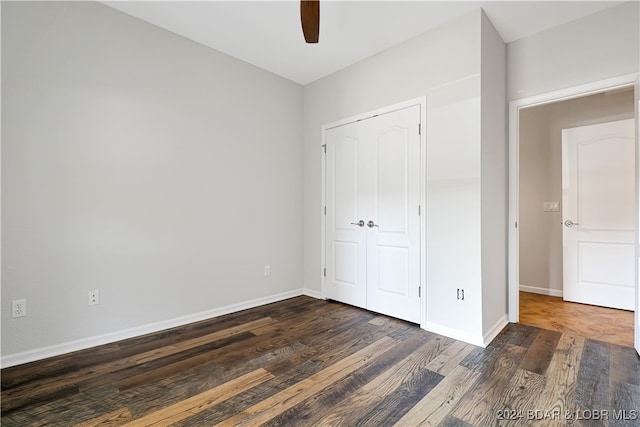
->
325, 105, 421, 323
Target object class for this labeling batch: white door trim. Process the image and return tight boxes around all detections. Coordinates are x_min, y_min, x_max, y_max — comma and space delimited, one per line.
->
637, 100, 640, 355
321, 96, 427, 327
508, 73, 639, 329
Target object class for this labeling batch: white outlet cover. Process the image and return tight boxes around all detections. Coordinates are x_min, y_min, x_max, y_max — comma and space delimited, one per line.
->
543, 201, 560, 212
88, 289, 100, 306
12, 299, 26, 318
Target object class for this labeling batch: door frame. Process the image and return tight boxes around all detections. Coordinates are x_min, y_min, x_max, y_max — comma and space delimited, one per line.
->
321, 96, 427, 327
508, 74, 639, 349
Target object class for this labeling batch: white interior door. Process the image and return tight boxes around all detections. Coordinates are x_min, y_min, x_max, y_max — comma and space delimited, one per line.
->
365, 107, 421, 323
325, 121, 367, 309
324, 104, 421, 323
562, 118, 636, 310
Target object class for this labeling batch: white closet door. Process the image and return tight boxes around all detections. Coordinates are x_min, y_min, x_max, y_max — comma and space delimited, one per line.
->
325, 104, 421, 323
325, 121, 367, 308
365, 106, 421, 323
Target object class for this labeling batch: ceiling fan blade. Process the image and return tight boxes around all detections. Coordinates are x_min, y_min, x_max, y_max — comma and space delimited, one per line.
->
300, 0, 319, 43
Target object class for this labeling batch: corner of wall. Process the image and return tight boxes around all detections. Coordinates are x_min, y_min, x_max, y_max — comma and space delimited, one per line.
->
480, 7, 508, 337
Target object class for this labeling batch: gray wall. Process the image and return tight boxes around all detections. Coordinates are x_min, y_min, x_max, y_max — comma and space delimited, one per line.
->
2, 2, 304, 359
519, 90, 635, 295
507, 1, 639, 101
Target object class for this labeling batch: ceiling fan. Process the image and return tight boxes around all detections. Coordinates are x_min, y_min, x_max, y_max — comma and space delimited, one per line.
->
300, 0, 320, 43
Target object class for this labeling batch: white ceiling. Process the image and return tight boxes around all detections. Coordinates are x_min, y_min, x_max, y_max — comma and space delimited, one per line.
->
102, 1, 625, 85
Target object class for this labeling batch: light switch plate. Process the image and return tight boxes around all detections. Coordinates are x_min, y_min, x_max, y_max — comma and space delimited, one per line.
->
543, 201, 559, 212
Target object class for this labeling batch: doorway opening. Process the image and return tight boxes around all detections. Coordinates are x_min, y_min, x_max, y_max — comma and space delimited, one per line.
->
508, 75, 639, 352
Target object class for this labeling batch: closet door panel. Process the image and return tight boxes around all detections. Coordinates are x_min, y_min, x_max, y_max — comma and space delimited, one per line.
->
366, 106, 421, 323
324, 122, 367, 308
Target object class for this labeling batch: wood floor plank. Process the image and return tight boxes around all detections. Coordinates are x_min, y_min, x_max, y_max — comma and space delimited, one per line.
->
314, 391, 382, 427
307, 336, 454, 427
121, 368, 273, 426
362, 335, 450, 397
573, 339, 610, 411
215, 336, 395, 426
246, 301, 353, 336
368, 316, 388, 326
263, 330, 431, 426
609, 381, 640, 427
132, 317, 275, 364
438, 415, 477, 427
1, 381, 81, 414
355, 368, 443, 426
5, 384, 121, 426
172, 358, 326, 426
609, 343, 640, 386
109, 331, 257, 391
120, 347, 302, 420
74, 407, 133, 427
423, 339, 475, 375
531, 332, 585, 427
264, 312, 403, 377
519, 329, 562, 375
450, 344, 528, 426
1, 362, 80, 391
393, 365, 480, 427
507, 323, 541, 348
490, 368, 545, 427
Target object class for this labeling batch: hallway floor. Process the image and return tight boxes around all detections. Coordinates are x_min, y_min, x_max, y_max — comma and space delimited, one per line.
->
519, 291, 635, 348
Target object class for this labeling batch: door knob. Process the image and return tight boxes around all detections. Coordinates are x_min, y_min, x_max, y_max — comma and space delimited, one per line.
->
564, 220, 579, 227
367, 220, 379, 228
350, 220, 365, 227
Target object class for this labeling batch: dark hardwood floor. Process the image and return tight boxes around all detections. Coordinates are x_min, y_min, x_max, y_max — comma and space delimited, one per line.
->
2, 296, 639, 426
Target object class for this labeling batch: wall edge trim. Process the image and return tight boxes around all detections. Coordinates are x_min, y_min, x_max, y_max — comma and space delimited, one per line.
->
423, 321, 484, 347
519, 285, 563, 298
483, 315, 509, 347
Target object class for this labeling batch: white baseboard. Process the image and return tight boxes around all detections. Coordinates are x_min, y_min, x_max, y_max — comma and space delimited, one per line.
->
483, 315, 509, 347
301, 288, 324, 300
520, 285, 563, 297
423, 322, 484, 347
1, 288, 324, 368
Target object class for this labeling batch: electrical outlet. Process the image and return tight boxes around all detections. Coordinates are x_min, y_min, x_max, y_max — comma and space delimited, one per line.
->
88, 289, 100, 306
12, 299, 26, 318
264, 265, 271, 276
456, 288, 465, 300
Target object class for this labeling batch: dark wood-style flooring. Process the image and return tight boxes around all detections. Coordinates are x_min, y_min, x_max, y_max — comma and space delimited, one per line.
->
2, 296, 639, 426
520, 291, 635, 348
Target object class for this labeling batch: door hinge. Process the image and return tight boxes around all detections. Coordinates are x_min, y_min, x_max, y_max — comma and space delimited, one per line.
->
324, 206, 326, 215
323, 268, 326, 277
515, 221, 518, 228
418, 123, 421, 135
322, 144, 326, 153
418, 205, 421, 216
418, 286, 421, 298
